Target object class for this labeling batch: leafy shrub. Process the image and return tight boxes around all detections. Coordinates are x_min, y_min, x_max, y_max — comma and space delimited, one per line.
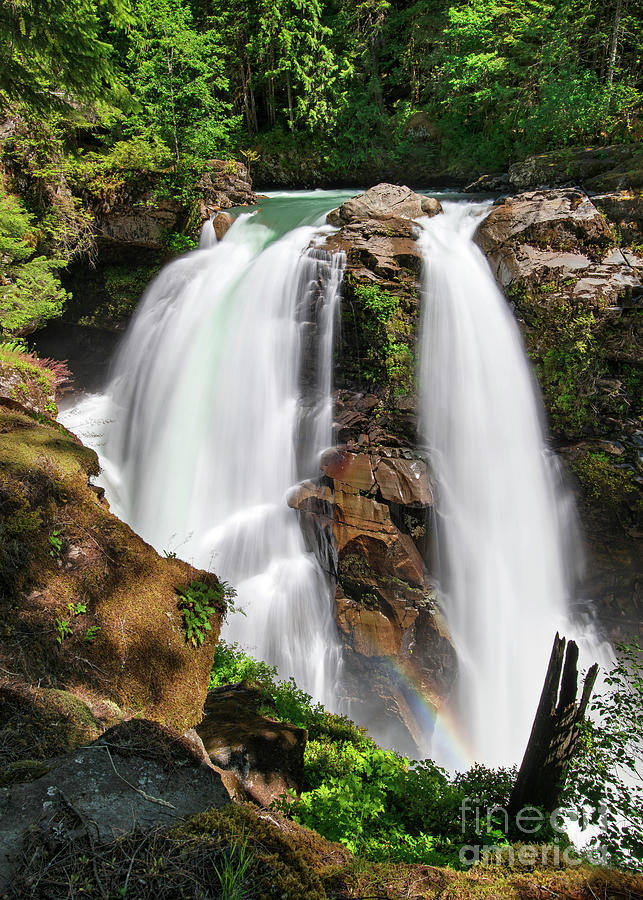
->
0, 185, 68, 335
563, 641, 643, 872
210, 643, 524, 868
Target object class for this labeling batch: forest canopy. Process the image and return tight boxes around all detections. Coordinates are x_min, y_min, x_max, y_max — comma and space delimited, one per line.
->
0, 0, 640, 178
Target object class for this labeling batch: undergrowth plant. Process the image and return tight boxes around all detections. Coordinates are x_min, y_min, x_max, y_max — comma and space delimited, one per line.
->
212, 830, 253, 900
177, 580, 237, 647
563, 641, 643, 872
210, 643, 522, 868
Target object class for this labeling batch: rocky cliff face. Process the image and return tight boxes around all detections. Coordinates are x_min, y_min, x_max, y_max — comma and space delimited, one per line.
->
289, 182, 640, 746
63, 159, 256, 331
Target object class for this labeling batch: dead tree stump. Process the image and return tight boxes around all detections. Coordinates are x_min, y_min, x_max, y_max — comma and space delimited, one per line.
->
508, 633, 599, 816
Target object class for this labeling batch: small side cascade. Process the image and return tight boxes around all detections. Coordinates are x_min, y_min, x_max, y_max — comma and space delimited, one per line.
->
199, 218, 217, 249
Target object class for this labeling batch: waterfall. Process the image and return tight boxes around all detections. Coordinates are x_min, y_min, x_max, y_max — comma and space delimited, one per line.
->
417, 202, 608, 769
89, 210, 345, 708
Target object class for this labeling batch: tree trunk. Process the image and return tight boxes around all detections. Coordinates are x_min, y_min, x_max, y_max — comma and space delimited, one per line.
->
286, 72, 294, 131
240, 63, 255, 136
508, 634, 598, 816
606, 0, 623, 105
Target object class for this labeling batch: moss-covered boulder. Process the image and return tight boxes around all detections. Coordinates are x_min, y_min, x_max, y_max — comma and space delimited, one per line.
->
0, 400, 225, 735
506, 143, 643, 192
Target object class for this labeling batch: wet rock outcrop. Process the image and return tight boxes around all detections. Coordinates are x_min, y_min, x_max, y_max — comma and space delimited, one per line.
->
63, 159, 256, 330
84, 159, 255, 251
475, 189, 642, 643
289, 186, 456, 753
289, 446, 454, 755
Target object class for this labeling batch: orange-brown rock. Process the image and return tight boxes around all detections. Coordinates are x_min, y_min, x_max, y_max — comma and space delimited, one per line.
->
212, 211, 234, 240
335, 596, 399, 657
374, 456, 432, 507
320, 448, 375, 493
324, 216, 422, 285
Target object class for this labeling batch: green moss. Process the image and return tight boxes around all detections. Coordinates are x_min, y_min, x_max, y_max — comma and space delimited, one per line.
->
0, 403, 221, 731
338, 553, 372, 580
0, 685, 102, 764
341, 280, 415, 396
571, 451, 641, 518
0, 758, 51, 786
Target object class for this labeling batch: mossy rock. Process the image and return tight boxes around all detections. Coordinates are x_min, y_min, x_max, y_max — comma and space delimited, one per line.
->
0, 400, 224, 733
0, 759, 51, 787
0, 684, 102, 764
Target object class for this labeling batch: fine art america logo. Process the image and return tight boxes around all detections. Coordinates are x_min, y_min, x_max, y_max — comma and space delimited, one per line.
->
459, 799, 609, 866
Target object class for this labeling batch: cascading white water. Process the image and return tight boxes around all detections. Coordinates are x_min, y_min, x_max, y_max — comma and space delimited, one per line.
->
77, 209, 346, 708
57, 189, 615, 774
417, 201, 607, 769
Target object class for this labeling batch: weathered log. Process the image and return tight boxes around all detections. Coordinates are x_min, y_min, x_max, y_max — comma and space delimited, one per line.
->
508, 633, 598, 816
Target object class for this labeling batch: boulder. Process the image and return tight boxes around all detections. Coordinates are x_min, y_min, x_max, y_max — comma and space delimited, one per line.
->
327, 183, 442, 227
320, 448, 375, 493
196, 684, 306, 807
0, 401, 223, 733
592, 190, 643, 248
464, 172, 511, 193
476, 189, 613, 262
475, 189, 641, 305
506, 144, 643, 192
374, 456, 433, 507
0, 719, 230, 891
212, 210, 234, 240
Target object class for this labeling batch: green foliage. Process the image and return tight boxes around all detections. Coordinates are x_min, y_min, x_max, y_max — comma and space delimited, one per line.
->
570, 451, 640, 514
211, 643, 527, 868
55, 618, 72, 644
0, 185, 68, 335
83, 625, 101, 644
165, 232, 198, 256
48, 530, 63, 558
563, 641, 643, 871
177, 580, 226, 647
123, 0, 239, 162
212, 830, 253, 900
0, 0, 133, 110
68, 601, 87, 616
523, 297, 604, 437
352, 283, 414, 395
177, 580, 238, 647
